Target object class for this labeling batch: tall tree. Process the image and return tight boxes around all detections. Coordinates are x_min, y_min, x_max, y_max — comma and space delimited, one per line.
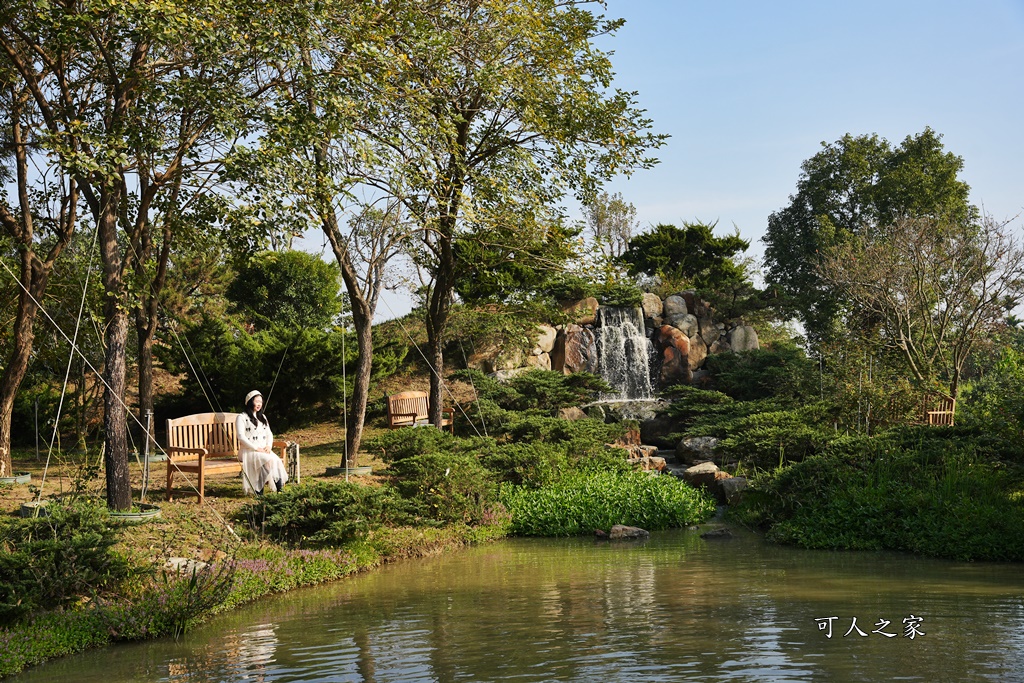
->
1, 0, 256, 508
584, 191, 637, 259
355, 0, 665, 427
762, 128, 973, 343
0, 76, 77, 477
818, 215, 1024, 400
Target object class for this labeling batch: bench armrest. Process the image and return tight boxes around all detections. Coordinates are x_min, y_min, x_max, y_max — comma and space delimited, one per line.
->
167, 446, 208, 463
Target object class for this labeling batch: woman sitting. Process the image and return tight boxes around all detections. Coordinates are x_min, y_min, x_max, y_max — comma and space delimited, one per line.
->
236, 389, 288, 495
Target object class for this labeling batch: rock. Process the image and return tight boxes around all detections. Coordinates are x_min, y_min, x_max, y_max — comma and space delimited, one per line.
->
609, 524, 650, 540
553, 324, 598, 374
668, 313, 699, 337
559, 406, 587, 421
719, 476, 748, 505
642, 292, 664, 319
640, 414, 677, 448
165, 557, 209, 573
562, 297, 599, 325
680, 291, 697, 315
535, 324, 557, 353
663, 294, 687, 318
627, 455, 667, 472
709, 338, 731, 355
526, 353, 551, 371
676, 436, 719, 465
688, 335, 708, 370
656, 325, 692, 385
682, 461, 721, 488
730, 325, 760, 352
700, 528, 734, 540
698, 317, 721, 345
493, 367, 530, 380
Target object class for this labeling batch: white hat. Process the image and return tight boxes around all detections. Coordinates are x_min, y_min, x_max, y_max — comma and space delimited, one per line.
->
245, 390, 263, 405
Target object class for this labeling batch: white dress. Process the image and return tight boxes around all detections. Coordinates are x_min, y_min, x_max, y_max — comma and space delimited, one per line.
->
235, 412, 288, 494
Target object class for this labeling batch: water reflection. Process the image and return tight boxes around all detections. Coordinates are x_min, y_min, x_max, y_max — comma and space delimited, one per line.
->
13, 529, 1024, 682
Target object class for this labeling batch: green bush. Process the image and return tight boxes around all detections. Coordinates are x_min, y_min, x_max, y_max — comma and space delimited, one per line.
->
714, 404, 837, 469
389, 453, 499, 524
501, 469, 716, 536
0, 501, 134, 622
703, 342, 817, 402
239, 481, 417, 547
480, 441, 569, 488
732, 428, 1024, 561
364, 428, 496, 464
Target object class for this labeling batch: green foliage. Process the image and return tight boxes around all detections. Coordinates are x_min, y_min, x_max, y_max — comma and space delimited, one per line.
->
763, 128, 974, 342
389, 453, 499, 525
501, 470, 716, 536
620, 221, 750, 293
703, 342, 817, 402
239, 481, 418, 547
0, 501, 133, 622
480, 441, 568, 488
226, 250, 342, 331
733, 427, 1024, 561
451, 368, 609, 416
959, 329, 1024, 443
157, 313, 399, 430
364, 428, 496, 464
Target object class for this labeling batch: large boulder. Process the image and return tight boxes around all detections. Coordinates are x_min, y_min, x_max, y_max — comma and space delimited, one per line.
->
688, 335, 708, 370
698, 317, 721, 345
562, 297, 599, 325
676, 436, 719, 465
730, 325, 760, 352
683, 462, 731, 503
609, 524, 650, 540
657, 325, 692, 384
535, 324, 558, 353
663, 294, 687, 319
552, 324, 598, 374
466, 343, 524, 374
641, 292, 664, 319
719, 476, 748, 505
669, 313, 699, 337
640, 413, 678, 448
526, 352, 551, 371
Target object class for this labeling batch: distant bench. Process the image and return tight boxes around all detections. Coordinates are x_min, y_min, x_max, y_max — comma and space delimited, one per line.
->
165, 412, 296, 503
386, 391, 453, 433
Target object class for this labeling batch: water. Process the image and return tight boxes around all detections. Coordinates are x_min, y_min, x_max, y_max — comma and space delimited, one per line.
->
597, 306, 653, 400
15, 529, 1024, 682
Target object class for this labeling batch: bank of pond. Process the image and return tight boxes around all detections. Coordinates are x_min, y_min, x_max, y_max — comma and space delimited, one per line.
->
3, 369, 1024, 678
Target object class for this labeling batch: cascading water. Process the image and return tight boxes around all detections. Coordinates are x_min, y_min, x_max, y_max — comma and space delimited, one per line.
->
597, 306, 654, 400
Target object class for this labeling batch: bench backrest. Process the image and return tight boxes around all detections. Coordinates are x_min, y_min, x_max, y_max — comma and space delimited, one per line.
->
387, 391, 429, 425
166, 412, 239, 456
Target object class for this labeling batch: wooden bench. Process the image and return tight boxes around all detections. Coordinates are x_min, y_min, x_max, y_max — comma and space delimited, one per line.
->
165, 412, 290, 503
386, 391, 454, 433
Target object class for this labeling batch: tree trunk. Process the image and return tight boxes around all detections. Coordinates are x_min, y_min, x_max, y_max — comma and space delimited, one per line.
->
323, 214, 375, 462
0, 260, 47, 477
98, 188, 133, 511
426, 230, 456, 429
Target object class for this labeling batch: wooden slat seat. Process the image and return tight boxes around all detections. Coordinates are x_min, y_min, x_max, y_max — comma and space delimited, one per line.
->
165, 412, 289, 503
386, 391, 453, 433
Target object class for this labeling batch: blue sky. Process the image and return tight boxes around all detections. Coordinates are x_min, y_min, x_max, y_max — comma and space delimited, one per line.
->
369, 0, 1024, 318
587, 0, 1024, 250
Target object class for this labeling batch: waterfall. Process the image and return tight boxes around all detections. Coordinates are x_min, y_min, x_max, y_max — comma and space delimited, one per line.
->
597, 306, 653, 400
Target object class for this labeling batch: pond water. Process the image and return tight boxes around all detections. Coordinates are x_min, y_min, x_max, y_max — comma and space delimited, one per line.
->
15, 528, 1024, 682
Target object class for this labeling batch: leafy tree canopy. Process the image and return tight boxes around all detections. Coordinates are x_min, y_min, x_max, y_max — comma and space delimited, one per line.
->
762, 128, 974, 343
227, 250, 342, 331
619, 221, 750, 293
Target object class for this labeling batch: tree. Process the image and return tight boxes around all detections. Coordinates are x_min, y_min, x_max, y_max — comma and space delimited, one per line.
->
762, 129, 974, 343
584, 191, 637, 260
354, 0, 665, 427
0, 74, 78, 477
619, 222, 749, 290
1, 0, 258, 508
227, 250, 343, 332
818, 215, 1024, 400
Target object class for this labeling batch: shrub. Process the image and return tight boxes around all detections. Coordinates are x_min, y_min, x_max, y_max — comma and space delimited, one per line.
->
0, 501, 134, 622
239, 481, 417, 547
501, 469, 716, 536
703, 342, 817, 402
732, 428, 1024, 561
480, 441, 569, 488
389, 453, 498, 524
363, 428, 496, 464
